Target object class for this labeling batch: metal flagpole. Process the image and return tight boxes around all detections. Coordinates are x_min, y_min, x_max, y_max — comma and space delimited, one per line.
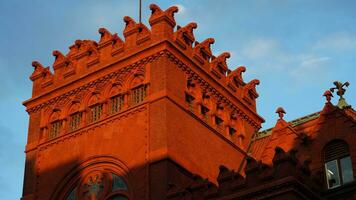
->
139, 0, 142, 23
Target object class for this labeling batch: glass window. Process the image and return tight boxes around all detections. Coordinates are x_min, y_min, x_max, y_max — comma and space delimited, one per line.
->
69, 112, 82, 131
107, 195, 129, 200
324, 140, 354, 189
66, 187, 77, 200
90, 104, 103, 123
201, 105, 209, 116
325, 160, 341, 189
49, 120, 62, 139
131, 85, 146, 105
111, 95, 125, 114
112, 174, 128, 191
215, 116, 223, 126
341, 156, 354, 184
229, 127, 236, 136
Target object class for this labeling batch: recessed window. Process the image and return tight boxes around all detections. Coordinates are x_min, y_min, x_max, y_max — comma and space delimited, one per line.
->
49, 120, 62, 139
65, 173, 129, 200
185, 93, 195, 104
131, 85, 146, 105
229, 127, 236, 136
89, 104, 103, 123
111, 94, 125, 114
69, 112, 82, 131
201, 105, 209, 116
215, 116, 223, 126
324, 140, 354, 189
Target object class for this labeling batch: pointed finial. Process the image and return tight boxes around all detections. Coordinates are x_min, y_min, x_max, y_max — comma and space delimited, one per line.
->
323, 90, 333, 103
330, 81, 351, 109
276, 107, 286, 119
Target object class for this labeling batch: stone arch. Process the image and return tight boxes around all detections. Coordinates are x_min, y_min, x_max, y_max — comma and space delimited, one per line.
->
48, 109, 62, 123
51, 156, 132, 200
106, 82, 125, 99
126, 74, 145, 90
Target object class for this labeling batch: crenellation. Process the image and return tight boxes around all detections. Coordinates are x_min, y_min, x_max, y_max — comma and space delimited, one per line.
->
149, 4, 178, 39
174, 22, 198, 49
193, 38, 215, 64
28, 4, 261, 120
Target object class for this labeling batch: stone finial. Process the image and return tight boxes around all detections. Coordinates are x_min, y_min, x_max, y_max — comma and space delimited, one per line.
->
98, 27, 114, 45
174, 22, 198, 47
276, 107, 286, 119
123, 16, 138, 37
330, 81, 351, 109
323, 90, 333, 103
31, 61, 45, 71
194, 38, 215, 56
227, 66, 246, 86
149, 4, 179, 27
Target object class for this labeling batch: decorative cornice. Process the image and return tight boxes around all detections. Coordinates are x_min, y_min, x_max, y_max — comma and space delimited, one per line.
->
164, 50, 261, 129
26, 51, 164, 114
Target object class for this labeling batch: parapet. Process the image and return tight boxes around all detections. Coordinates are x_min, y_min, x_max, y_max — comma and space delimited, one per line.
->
166, 147, 322, 199
28, 4, 260, 112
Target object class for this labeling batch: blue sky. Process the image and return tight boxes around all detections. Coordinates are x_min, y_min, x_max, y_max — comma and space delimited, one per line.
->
0, 0, 355, 199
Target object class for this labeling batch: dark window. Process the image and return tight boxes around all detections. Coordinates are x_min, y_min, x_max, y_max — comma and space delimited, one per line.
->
89, 104, 103, 123
69, 112, 82, 131
229, 127, 236, 136
201, 105, 209, 116
324, 140, 354, 189
111, 94, 125, 114
185, 93, 195, 104
131, 85, 146, 105
215, 116, 223, 126
49, 120, 62, 139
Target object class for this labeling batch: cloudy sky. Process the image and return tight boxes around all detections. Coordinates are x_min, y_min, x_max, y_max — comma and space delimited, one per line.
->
0, 0, 355, 199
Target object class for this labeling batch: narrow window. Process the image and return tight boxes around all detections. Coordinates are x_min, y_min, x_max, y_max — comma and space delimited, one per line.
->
201, 105, 209, 116
131, 85, 146, 105
229, 127, 236, 136
69, 112, 82, 131
49, 120, 62, 139
89, 104, 103, 123
111, 94, 125, 114
324, 140, 354, 189
215, 116, 223, 126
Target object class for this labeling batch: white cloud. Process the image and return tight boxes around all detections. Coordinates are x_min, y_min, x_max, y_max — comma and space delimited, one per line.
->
313, 32, 356, 52
236, 38, 333, 84
291, 56, 332, 80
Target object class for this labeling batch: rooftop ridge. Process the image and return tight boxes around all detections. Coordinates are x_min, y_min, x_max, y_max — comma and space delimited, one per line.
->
255, 111, 321, 140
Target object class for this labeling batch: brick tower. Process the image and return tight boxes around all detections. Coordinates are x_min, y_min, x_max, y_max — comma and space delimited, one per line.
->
22, 4, 264, 200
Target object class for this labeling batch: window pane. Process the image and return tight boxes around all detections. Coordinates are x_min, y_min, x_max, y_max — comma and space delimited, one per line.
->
112, 174, 128, 191
107, 195, 128, 200
66, 187, 77, 200
70, 112, 82, 131
341, 156, 354, 184
131, 85, 146, 105
325, 160, 341, 189
49, 120, 62, 139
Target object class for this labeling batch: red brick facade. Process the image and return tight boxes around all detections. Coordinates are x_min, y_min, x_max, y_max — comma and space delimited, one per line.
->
22, 4, 355, 200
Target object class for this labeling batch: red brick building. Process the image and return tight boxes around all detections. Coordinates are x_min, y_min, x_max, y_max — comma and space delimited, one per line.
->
22, 4, 356, 200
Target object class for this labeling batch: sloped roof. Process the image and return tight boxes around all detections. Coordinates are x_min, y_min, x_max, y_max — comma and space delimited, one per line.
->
254, 111, 321, 141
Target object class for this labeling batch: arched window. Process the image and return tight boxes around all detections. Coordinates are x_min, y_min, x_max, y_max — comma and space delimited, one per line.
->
323, 140, 354, 189
65, 172, 129, 200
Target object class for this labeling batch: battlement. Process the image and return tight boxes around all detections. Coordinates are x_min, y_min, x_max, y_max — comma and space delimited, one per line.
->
166, 147, 322, 200
28, 4, 260, 111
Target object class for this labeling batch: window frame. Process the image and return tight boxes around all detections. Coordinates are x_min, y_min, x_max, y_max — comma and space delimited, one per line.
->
49, 119, 63, 139
69, 112, 82, 131
110, 94, 125, 114
89, 103, 103, 123
323, 140, 354, 189
130, 84, 147, 106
